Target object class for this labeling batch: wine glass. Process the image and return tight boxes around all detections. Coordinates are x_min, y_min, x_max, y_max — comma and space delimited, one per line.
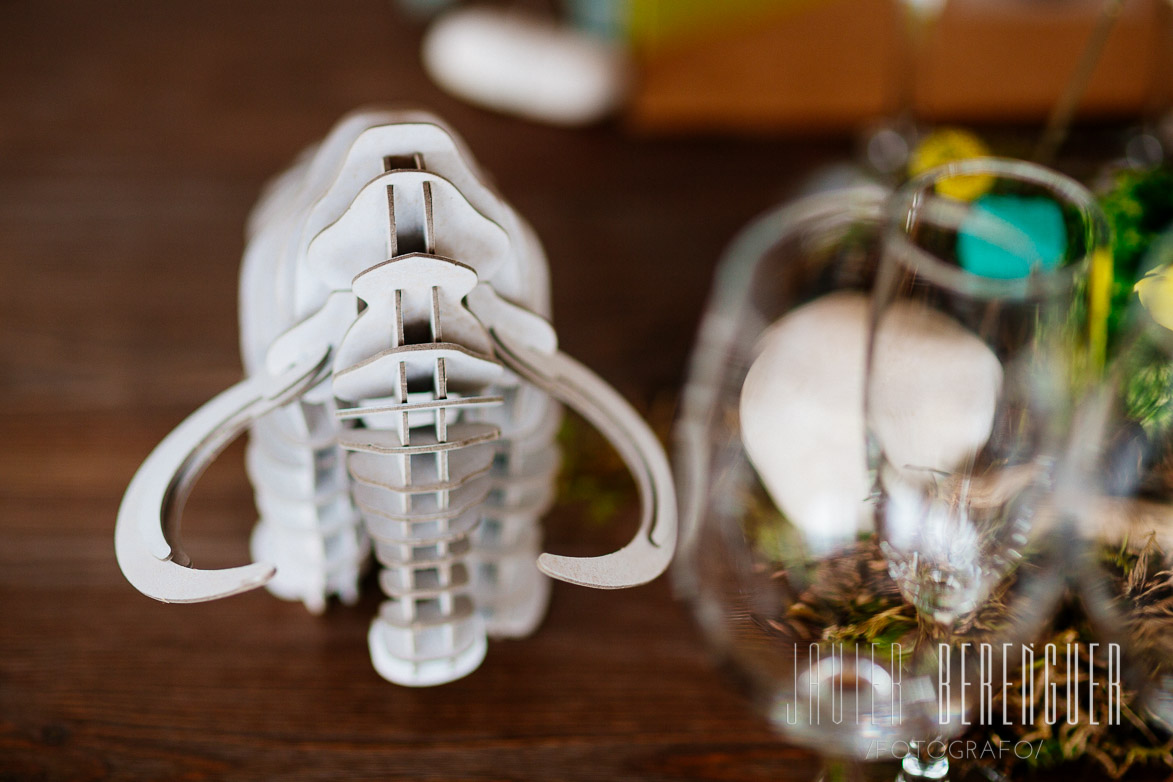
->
1057, 226, 1173, 740
675, 183, 904, 780
866, 157, 1110, 777
675, 161, 1109, 781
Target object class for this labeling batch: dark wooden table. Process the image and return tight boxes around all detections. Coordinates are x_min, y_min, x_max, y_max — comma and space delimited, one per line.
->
0, 2, 855, 779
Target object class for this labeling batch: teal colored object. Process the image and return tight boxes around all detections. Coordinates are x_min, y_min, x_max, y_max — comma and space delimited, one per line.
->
957, 194, 1067, 279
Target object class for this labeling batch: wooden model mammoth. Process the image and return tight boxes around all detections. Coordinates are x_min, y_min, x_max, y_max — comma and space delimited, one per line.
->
116, 109, 676, 686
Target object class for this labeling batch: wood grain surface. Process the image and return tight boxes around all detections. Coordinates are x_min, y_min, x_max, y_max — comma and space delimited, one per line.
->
0, 2, 847, 779
3, 3, 1153, 781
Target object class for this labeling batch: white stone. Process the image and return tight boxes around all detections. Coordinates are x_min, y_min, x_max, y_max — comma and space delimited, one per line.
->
870, 299, 1004, 478
740, 292, 1002, 547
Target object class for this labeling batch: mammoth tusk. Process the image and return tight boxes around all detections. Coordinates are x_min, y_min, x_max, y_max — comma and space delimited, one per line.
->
483, 324, 677, 590
115, 351, 333, 603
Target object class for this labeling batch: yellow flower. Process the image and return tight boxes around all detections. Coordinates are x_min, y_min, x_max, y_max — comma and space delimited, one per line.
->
908, 128, 993, 201
1135, 263, 1173, 331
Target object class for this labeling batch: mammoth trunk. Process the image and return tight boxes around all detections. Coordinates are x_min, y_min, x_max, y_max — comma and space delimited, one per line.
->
334, 249, 502, 686
322, 170, 558, 686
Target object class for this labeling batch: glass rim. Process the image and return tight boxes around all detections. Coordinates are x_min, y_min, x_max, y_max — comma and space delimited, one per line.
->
885, 156, 1108, 300
711, 183, 889, 317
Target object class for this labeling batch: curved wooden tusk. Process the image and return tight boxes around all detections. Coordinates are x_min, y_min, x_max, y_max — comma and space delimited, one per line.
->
115, 354, 332, 603
487, 327, 677, 590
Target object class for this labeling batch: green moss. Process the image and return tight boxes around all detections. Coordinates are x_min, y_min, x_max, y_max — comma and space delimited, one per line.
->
1124, 360, 1173, 438
1099, 167, 1173, 345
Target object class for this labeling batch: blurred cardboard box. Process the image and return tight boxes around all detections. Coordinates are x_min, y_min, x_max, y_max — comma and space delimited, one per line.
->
628, 0, 1169, 133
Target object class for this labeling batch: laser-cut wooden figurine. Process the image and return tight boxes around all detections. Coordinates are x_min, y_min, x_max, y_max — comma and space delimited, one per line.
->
115, 109, 676, 686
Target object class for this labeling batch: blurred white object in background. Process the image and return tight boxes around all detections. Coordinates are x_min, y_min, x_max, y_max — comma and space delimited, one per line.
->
422, 6, 630, 126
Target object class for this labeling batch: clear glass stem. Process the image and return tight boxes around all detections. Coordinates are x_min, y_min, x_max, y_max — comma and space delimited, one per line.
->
897, 741, 949, 781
